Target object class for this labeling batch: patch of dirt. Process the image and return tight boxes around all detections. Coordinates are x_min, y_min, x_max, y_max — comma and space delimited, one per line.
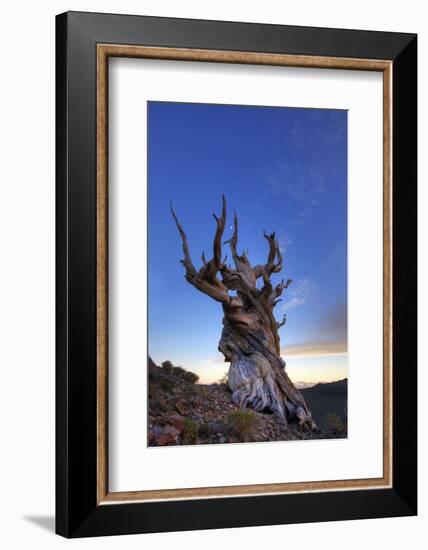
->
148, 358, 347, 446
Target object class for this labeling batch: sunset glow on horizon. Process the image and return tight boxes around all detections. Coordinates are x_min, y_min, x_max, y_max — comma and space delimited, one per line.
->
148, 102, 348, 388
150, 350, 348, 386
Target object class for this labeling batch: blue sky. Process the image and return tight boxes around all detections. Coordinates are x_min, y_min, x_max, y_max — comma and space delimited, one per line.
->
148, 101, 348, 385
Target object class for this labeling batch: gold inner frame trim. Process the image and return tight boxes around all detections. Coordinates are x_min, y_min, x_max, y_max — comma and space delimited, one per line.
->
96, 44, 393, 505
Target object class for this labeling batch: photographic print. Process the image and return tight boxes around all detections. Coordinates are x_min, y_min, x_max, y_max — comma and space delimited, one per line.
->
148, 101, 348, 447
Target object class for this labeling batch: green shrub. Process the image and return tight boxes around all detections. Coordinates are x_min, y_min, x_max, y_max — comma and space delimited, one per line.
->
225, 409, 259, 442
198, 423, 211, 439
181, 418, 199, 445
160, 379, 174, 393
218, 372, 229, 386
172, 366, 186, 377
197, 386, 208, 399
160, 361, 199, 384
161, 360, 174, 374
324, 412, 347, 435
182, 370, 199, 384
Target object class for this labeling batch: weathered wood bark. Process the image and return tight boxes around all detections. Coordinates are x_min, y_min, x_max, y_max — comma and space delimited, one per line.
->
171, 197, 315, 430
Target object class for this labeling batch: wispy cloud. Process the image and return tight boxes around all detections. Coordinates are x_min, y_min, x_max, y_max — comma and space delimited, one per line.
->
321, 302, 347, 341
294, 381, 318, 389
281, 340, 347, 358
281, 278, 312, 310
282, 302, 347, 359
293, 110, 347, 145
202, 355, 228, 365
277, 230, 293, 253
265, 159, 339, 224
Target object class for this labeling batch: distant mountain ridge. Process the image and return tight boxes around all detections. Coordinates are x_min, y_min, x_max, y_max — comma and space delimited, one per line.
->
295, 381, 317, 389
148, 358, 347, 445
301, 378, 348, 432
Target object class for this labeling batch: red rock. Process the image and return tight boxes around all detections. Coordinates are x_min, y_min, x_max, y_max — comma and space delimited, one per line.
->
174, 398, 188, 415
155, 433, 175, 445
157, 394, 168, 410
168, 413, 185, 432
154, 425, 180, 446
164, 425, 180, 438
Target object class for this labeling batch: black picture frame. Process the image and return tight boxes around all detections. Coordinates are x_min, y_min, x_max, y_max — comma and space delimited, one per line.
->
56, 11, 417, 538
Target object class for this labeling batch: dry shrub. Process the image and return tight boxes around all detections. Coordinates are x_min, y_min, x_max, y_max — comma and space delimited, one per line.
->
324, 412, 347, 435
225, 409, 259, 442
217, 372, 229, 386
182, 370, 199, 384
161, 360, 174, 374
181, 418, 199, 445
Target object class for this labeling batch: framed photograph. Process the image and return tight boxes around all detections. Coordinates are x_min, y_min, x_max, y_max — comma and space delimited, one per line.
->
56, 11, 417, 537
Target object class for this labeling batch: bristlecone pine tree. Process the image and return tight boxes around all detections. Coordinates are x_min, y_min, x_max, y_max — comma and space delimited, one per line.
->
171, 196, 315, 430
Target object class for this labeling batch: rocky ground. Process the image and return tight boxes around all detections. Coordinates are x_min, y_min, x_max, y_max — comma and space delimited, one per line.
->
148, 358, 347, 446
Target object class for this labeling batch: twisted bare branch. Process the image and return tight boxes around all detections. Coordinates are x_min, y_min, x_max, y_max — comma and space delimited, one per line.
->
276, 313, 287, 329
224, 210, 257, 289
253, 231, 283, 282
170, 200, 229, 303
263, 231, 283, 275
170, 202, 197, 277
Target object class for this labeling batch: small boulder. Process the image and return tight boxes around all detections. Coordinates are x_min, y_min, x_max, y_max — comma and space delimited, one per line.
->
155, 433, 174, 446
168, 413, 185, 432
163, 425, 180, 438
174, 398, 188, 416
154, 425, 180, 446
206, 422, 226, 434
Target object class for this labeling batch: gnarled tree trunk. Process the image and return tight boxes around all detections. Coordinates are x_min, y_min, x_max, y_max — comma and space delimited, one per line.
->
171, 197, 315, 430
